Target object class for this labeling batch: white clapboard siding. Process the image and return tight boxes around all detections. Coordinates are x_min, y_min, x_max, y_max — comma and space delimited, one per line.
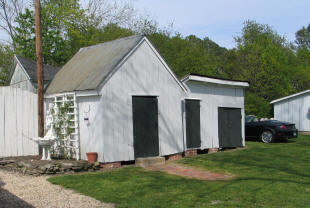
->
10, 64, 36, 93
0, 86, 38, 157
274, 93, 310, 131
185, 82, 246, 149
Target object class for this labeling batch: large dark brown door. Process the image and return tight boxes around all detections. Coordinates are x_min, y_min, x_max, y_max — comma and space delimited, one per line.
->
185, 99, 201, 149
218, 107, 242, 148
132, 96, 159, 158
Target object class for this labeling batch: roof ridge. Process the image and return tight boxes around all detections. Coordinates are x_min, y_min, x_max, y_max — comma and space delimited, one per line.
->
79, 35, 143, 53
186, 73, 249, 83
270, 89, 310, 104
15, 55, 61, 69
14, 55, 61, 82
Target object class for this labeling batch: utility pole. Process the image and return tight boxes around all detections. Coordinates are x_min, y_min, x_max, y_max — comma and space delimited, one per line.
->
35, 0, 44, 138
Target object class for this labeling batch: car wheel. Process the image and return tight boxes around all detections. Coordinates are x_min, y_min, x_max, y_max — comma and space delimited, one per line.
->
261, 131, 274, 143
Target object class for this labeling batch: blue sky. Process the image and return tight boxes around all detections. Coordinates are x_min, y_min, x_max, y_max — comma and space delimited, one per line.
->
134, 0, 310, 48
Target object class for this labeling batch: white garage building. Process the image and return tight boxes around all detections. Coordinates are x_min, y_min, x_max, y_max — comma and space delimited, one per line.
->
181, 74, 249, 150
271, 89, 310, 131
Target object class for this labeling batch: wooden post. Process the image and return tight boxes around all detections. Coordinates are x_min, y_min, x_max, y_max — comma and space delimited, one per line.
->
35, 0, 44, 138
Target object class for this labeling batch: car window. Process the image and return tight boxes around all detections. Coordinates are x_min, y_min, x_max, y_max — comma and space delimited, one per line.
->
245, 116, 252, 122
245, 115, 258, 123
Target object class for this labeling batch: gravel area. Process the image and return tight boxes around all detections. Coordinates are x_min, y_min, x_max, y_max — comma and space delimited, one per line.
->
0, 170, 114, 208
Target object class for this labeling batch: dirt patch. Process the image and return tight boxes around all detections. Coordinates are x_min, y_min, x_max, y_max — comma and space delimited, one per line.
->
146, 163, 233, 180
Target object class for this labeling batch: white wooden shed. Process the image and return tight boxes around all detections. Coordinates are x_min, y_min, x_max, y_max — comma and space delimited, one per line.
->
181, 74, 249, 149
9, 55, 60, 93
271, 89, 310, 131
45, 35, 187, 163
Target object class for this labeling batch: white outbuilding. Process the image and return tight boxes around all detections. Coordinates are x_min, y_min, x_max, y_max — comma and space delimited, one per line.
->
45, 35, 187, 163
1, 35, 250, 160
181, 74, 249, 149
271, 89, 310, 131
41, 35, 249, 163
9, 55, 60, 93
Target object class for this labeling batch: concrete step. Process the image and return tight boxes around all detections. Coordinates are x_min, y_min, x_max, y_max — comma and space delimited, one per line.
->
135, 156, 165, 168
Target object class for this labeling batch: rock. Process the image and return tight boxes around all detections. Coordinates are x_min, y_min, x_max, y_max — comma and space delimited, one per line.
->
71, 166, 82, 171
22, 167, 27, 174
0, 160, 14, 166
94, 162, 100, 168
0, 161, 8, 166
45, 171, 55, 174
78, 162, 89, 170
135, 157, 165, 168
28, 170, 39, 175
38, 169, 46, 174
53, 166, 60, 172
61, 162, 74, 170
18, 161, 34, 169
58, 168, 65, 174
39, 164, 54, 171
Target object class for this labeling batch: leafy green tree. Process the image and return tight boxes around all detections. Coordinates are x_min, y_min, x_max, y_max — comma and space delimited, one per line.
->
294, 24, 310, 91
148, 33, 227, 79
13, 0, 154, 66
68, 23, 134, 56
296, 24, 310, 50
14, 0, 88, 66
231, 20, 300, 117
0, 44, 14, 85
245, 92, 272, 118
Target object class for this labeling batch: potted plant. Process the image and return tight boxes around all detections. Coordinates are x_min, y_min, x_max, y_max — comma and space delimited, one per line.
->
86, 152, 98, 163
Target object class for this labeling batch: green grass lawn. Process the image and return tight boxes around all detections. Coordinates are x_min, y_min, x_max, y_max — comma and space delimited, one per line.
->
48, 135, 310, 208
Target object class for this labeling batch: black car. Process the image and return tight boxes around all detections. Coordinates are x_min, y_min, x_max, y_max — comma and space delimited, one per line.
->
245, 115, 298, 143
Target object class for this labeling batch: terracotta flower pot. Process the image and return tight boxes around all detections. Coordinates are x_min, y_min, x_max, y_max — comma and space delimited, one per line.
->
86, 152, 98, 163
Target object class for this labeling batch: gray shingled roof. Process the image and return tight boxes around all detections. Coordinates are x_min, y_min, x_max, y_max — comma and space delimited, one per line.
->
15, 56, 61, 81
46, 35, 144, 94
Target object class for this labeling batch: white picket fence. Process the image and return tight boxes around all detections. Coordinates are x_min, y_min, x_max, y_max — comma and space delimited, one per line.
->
0, 86, 38, 157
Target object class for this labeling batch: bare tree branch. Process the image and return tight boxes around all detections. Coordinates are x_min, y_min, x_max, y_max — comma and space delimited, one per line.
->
0, 0, 26, 44
86, 0, 137, 28
85, 0, 171, 35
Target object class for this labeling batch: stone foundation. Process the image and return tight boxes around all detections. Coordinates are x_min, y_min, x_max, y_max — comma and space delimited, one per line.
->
100, 162, 121, 169
167, 153, 183, 161
185, 149, 197, 157
208, 148, 219, 153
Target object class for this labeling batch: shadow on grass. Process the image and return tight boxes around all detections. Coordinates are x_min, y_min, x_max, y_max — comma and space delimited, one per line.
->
201, 175, 310, 200
192, 155, 310, 179
273, 139, 296, 143
245, 138, 296, 143
0, 178, 34, 208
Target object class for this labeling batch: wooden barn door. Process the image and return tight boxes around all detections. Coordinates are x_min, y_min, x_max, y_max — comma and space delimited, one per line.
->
218, 107, 242, 148
185, 99, 201, 149
132, 96, 159, 158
